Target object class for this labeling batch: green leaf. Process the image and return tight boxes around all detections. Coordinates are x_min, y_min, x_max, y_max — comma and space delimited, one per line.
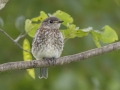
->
61, 24, 89, 40
25, 11, 48, 37
98, 25, 118, 43
31, 11, 48, 22
23, 38, 35, 79
53, 10, 73, 26
75, 27, 92, 38
91, 30, 101, 48
90, 25, 118, 47
61, 24, 76, 39
25, 19, 39, 37
75, 29, 88, 37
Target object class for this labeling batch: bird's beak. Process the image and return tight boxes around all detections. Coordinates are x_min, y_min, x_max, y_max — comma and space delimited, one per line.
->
58, 20, 64, 23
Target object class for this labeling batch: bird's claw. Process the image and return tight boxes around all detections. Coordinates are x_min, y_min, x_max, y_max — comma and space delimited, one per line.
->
43, 57, 56, 66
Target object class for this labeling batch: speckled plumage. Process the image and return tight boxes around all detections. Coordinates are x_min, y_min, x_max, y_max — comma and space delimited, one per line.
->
31, 17, 64, 79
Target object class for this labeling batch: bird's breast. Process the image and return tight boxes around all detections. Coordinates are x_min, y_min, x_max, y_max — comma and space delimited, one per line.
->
32, 29, 64, 60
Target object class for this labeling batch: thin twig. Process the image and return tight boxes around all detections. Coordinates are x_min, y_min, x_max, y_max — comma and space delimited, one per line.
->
0, 41, 120, 72
14, 30, 28, 43
0, 29, 29, 52
14, 33, 24, 43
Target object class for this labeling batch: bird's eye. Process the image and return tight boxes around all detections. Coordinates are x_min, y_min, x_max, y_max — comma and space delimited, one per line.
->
49, 20, 53, 23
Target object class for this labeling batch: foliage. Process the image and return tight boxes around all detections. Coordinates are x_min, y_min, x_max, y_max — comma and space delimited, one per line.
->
25, 10, 118, 46
23, 38, 35, 79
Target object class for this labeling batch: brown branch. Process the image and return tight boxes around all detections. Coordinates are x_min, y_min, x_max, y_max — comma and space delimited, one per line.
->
0, 41, 120, 72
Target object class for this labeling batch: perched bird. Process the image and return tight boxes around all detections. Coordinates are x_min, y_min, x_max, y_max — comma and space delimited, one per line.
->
31, 17, 64, 79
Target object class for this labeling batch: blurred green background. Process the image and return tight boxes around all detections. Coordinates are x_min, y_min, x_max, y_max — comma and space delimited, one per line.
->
0, 0, 120, 90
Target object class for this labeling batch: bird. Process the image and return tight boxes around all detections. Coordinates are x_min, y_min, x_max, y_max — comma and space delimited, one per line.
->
31, 17, 64, 79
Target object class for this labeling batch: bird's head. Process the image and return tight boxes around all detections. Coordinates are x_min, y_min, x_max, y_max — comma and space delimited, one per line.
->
42, 17, 64, 29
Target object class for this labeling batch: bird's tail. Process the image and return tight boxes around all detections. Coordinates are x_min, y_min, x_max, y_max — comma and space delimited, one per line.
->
39, 67, 48, 79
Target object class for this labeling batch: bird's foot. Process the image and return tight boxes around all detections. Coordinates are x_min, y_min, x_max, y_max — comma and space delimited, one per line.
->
43, 57, 56, 66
